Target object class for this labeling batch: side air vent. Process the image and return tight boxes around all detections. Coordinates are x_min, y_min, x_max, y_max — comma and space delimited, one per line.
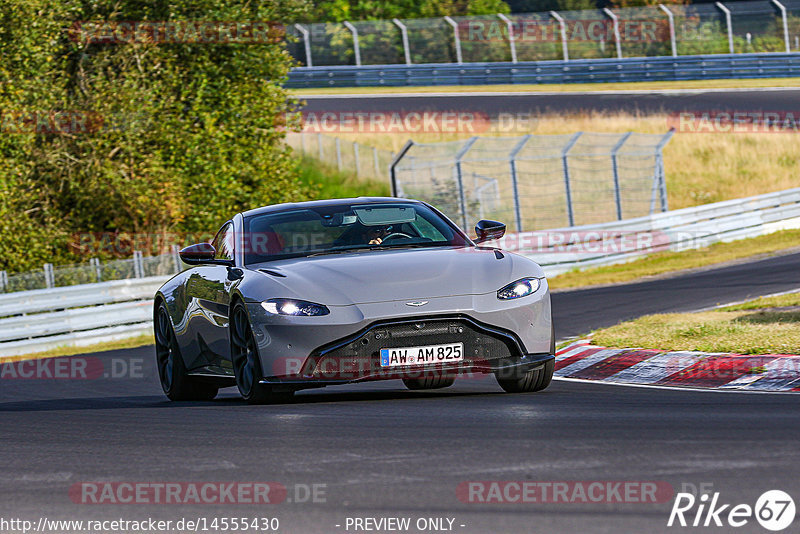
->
259, 269, 286, 278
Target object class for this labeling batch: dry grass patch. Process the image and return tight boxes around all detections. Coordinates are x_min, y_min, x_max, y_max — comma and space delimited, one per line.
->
592, 310, 800, 355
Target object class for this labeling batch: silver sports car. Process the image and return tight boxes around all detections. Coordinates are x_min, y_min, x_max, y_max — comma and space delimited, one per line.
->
154, 197, 554, 403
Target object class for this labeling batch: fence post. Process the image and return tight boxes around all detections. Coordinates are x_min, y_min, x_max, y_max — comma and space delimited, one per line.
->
658, 5, 677, 57
497, 14, 517, 63
343, 21, 362, 66
317, 133, 323, 159
392, 18, 412, 65
172, 244, 182, 273
603, 8, 623, 59
293, 23, 313, 67
389, 140, 415, 197
353, 142, 360, 177
373, 146, 380, 178
43, 263, 54, 289
610, 132, 633, 220
508, 135, 532, 233
771, 0, 791, 53
335, 137, 342, 170
133, 251, 143, 279
300, 131, 306, 153
656, 128, 675, 212
444, 16, 463, 64
550, 11, 569, 61
454, 137, 479, 231
715, 2, 734, 54
91, 257, 102, 282
561, 132, 582, 227
0, 270, 7, 293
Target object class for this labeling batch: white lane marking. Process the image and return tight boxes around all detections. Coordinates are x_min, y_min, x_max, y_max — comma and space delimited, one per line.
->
695, 286, 800, 312
553, 376, 796, 395
298, 87, 800, 99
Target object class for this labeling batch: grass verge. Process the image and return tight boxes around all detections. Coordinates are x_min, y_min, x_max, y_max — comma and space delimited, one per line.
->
592, 305, 800, 355
298, 155, 390, 199
548, 229, 800, 290
290, 78, 800, 96
0, 334, 154, 363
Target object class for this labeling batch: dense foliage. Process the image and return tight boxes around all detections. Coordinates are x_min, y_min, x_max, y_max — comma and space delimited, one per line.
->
0, 0, 314, 273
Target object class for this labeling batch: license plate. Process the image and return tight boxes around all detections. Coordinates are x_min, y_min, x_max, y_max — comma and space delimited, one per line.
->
380, 342, 464, 368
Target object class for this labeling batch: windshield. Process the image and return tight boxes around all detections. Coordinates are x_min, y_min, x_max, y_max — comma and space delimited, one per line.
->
243, 202, 469, 264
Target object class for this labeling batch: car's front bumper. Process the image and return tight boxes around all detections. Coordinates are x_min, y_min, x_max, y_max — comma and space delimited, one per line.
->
244, 280, 552, 386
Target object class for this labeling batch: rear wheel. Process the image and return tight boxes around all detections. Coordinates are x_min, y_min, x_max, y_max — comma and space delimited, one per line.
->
495, 359, 554, 393
154, 303, 218, 401
230, 303, 294, 405
402, 375, 456, 390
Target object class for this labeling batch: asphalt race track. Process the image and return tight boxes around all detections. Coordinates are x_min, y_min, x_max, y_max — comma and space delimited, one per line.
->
2, 252, 800, 533
300, 88, 800, 117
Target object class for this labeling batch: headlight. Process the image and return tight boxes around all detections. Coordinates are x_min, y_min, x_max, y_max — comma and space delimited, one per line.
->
497, 278, 541, 300
261, 299, 330, 316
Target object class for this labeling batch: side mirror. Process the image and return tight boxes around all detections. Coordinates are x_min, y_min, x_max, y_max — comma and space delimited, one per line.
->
474, 220, 506, 244
180, 243, 216, 265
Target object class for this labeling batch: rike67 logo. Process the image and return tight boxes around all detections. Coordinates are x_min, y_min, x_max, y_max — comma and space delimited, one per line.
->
668, 490, 795, 531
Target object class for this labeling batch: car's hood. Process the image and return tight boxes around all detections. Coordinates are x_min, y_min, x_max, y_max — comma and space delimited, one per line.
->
247, 246, 544, 306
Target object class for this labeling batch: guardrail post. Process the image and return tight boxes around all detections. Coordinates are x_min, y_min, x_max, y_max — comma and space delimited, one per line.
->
610, 132, 633, 220
317, 133, 323, 159
508, 135, 532, 232
444, 16, 463, 64
293, 23, 313, 67
771, 0, 791, 53
561, 132, 582, 226
658, 5, 677, 57
392, 18, 412, 65
715, 2, 734, 54
373, 146, 380, 178
389, 140, 415, 197
353, 142, 360, 177
335, 137, 342, 170
497, 14, 517, 63
454, 137, 479, 231
343, 21, 362, 66
0, 270, 7, 293
603, 8, 623, 59
550, 11, 569, 61
43, 263, 54, 288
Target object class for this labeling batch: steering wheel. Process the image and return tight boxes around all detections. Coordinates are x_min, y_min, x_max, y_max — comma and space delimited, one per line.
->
381, 232, 413, 242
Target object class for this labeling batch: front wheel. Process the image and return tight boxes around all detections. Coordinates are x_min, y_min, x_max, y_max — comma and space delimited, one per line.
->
230, 303, 294, 405
495, 359, 554, 393
154, 303, 218, 401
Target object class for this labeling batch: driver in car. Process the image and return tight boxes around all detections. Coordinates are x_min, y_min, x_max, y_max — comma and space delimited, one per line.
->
363, 225, 391, 245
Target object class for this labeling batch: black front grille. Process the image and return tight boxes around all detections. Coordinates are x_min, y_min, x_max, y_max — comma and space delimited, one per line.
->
304, 317, 520, 380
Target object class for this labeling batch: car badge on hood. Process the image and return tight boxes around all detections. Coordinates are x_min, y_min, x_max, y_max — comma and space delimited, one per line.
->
406, 301, 429, 307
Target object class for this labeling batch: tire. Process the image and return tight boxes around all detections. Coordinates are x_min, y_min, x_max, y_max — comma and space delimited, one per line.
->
154, 303, 218, 401
402, 375, 456, 390
495, 359, 554, 393
230, 303, 294, 405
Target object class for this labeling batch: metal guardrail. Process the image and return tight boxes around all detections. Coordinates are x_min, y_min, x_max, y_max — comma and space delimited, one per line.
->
0, 277, 168, 357
287, 52, 800, 87
498, 187, 800, 276
3, 187, 800, 357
